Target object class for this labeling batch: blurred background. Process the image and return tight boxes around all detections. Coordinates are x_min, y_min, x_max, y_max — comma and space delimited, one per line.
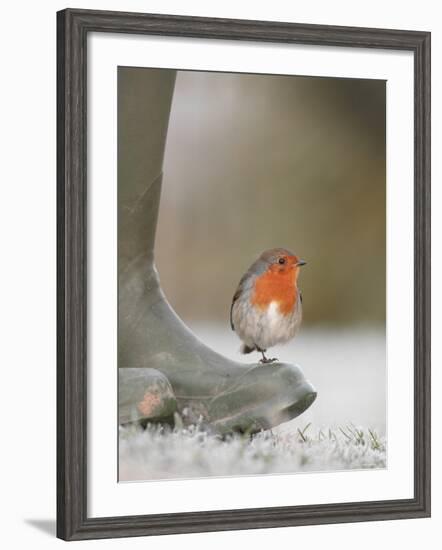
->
153, 69, 386, 433
157, 71, 386, 326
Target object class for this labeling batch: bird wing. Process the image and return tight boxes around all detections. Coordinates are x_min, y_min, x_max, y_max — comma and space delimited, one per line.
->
230, 268, 256, 331
230, 286, 242, 331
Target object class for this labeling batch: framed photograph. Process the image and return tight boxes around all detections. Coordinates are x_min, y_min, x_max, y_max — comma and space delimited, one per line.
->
57, 8, 431, 541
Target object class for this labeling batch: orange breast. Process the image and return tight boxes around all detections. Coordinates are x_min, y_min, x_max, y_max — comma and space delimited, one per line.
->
251, 268, 298, 315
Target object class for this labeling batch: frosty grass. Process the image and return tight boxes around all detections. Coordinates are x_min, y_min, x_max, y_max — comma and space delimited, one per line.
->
119, 422, 386, 481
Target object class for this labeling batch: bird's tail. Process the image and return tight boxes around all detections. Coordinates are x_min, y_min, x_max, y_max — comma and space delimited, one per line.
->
240, 343, 255, 354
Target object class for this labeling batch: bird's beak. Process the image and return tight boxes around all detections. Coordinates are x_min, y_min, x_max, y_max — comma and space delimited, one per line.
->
296, 259, 307, 267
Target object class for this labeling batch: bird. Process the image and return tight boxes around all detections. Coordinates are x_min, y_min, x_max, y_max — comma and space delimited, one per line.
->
230, 248, 306, 364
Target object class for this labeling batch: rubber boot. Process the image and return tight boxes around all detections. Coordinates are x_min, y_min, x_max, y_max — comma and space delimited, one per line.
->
118, 67, 316, 434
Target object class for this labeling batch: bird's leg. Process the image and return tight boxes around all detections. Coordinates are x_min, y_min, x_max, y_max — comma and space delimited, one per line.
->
259, 349, 278, 364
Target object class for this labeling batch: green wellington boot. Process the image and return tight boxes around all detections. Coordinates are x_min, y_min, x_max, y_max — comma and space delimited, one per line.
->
118, 67, 317, 435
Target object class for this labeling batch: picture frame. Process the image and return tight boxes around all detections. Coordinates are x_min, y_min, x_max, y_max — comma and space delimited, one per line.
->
57, 8, 431, 541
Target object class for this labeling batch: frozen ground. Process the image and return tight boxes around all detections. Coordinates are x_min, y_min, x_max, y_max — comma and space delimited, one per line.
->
119, 423, 386, 481
119, 327, 386, 481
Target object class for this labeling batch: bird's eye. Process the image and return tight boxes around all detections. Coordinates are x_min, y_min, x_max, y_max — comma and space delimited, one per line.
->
278, 257, 286, 265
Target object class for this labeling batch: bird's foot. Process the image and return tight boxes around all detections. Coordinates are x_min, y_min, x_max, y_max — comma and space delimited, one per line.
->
260, 357, 278, 364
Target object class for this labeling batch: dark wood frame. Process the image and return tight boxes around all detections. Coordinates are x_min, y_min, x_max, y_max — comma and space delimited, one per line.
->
57, 8, 431, 541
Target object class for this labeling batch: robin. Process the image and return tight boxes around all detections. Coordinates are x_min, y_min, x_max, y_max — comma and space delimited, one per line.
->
230, 248, 306, 364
